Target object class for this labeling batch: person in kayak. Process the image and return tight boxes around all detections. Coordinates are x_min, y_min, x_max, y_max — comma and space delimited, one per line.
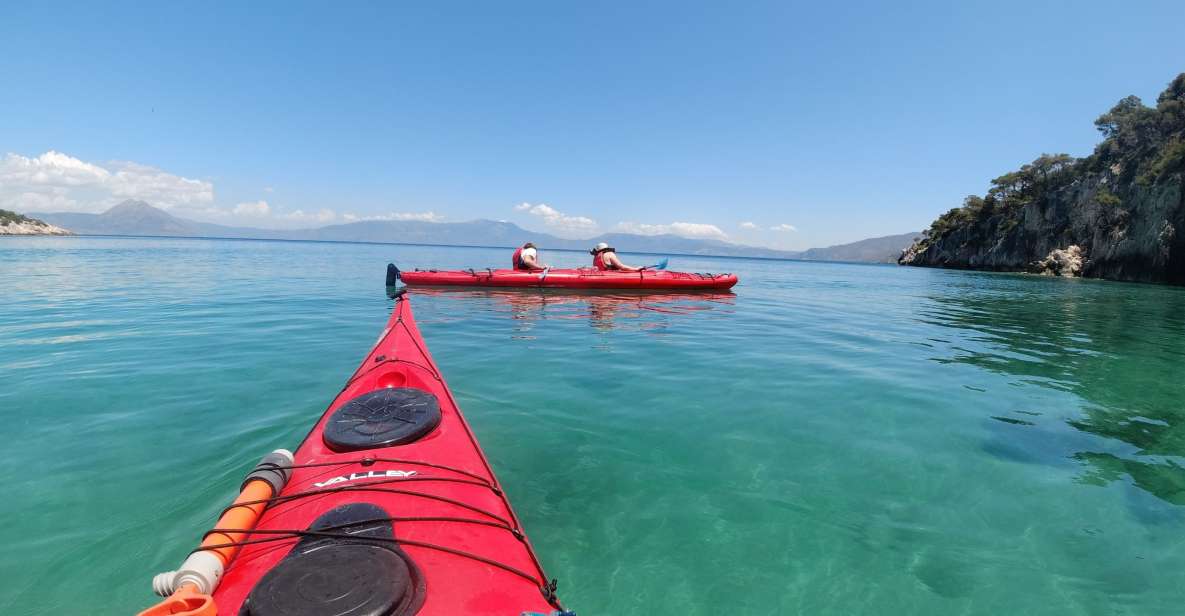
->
590, 242, 642, 271
511, 242, 547, 270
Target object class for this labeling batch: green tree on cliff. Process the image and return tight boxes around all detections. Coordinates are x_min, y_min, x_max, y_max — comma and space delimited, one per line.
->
1, 209, 36, 225
914, 72, 1185, 254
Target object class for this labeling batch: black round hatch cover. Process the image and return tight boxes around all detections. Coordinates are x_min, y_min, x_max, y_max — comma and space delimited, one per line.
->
240, 503, 425, 616
323, 387, 441, 452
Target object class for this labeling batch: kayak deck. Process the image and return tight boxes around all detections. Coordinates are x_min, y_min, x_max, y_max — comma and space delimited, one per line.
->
391, 264, 738, 290
211, 293, 561, 615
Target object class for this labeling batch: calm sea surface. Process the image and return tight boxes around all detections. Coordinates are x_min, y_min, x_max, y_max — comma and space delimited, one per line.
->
2, 236, 1184, 615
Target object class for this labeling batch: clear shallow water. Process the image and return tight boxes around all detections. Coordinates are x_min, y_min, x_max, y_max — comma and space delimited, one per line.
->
2, 236, 1184, 615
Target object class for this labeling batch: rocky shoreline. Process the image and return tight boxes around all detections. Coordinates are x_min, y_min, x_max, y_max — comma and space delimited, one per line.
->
0, 210, 73, 236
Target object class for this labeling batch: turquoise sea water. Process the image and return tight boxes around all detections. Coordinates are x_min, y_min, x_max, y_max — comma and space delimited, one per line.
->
2, 236, 1184, 615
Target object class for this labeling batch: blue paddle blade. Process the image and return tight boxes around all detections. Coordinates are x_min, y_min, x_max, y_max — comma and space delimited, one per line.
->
653, 258, 669, 270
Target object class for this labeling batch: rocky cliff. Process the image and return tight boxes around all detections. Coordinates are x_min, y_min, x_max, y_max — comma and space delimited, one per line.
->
0, 209, 72, 236
901, 73, 1185, 284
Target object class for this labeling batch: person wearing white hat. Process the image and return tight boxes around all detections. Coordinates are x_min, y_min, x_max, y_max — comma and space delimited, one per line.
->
589, 242, 641, 271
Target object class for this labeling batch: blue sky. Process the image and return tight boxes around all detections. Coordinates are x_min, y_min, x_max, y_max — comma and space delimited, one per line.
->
1, 1, 1182, 250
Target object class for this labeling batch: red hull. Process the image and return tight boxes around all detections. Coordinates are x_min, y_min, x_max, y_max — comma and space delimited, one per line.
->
212, 295, 560, 614
398, 267, 738, 290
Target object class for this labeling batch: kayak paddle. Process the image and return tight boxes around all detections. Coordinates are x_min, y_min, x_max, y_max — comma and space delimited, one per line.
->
642, 258, 669, 271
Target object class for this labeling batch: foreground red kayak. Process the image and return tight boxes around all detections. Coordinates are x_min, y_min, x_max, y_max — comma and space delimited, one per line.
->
142, 291, 566, 616
389, 263, 738, 291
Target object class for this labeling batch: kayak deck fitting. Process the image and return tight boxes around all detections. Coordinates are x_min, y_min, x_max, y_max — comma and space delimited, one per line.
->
142, 291, 567, 616
388, 263, 739, 291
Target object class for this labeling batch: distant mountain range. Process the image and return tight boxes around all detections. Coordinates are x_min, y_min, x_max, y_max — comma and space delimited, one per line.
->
797, 232, 923, 263
34, 201, 917, 263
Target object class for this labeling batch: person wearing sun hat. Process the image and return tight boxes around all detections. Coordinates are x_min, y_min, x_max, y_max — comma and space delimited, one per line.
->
589, 242, 641, 271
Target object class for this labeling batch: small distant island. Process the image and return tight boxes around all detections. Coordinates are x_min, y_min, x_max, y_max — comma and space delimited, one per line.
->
0, 209, 72, 236
901, 72, 1185, 284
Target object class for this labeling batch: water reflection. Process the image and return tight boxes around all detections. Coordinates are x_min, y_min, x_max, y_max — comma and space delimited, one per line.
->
919, 277, 1185, 506
391, 286, 735, 332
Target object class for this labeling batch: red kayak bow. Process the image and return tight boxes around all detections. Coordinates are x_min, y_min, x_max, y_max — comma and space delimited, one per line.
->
143, 291, 564, 616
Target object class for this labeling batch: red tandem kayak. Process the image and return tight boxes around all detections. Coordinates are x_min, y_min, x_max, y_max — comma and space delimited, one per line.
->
141, 291, 566, 616
389, 263, 738, 290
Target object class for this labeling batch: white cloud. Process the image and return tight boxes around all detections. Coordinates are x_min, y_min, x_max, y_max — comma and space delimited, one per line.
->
280, 209, 338, 224
739, 221, 758, 230
108, 161, 212, 205
4, 190, 79, 212
770, 223, 798, 232
0, 149, 445, 231
233, 200, 271, 217
614, 221, 728, 240
0, 150, 213, 213
514, 202, 598, 235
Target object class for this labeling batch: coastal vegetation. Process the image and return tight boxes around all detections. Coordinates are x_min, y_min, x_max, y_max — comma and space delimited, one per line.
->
0, 209, 72, 235
901, 73, 1185, 284
1, 209, 36, 225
